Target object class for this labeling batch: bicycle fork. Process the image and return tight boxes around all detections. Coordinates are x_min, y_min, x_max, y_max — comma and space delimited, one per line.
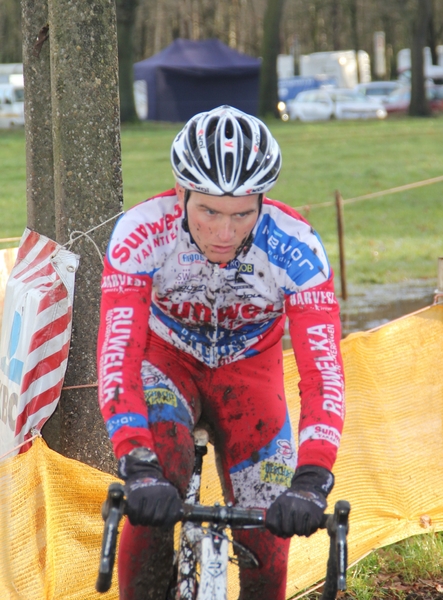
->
197, 531, 229, 600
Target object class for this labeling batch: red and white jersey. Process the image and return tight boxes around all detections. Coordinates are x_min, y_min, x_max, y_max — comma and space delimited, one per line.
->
97, 189, 345, 468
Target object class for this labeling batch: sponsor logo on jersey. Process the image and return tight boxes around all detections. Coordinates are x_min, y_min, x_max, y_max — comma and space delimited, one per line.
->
144, 387, 177, 407
102, 273, 148, 290
299, 424, 341, 447
106, 413, 148, 438
307, 323, 344, 419
254, 215, 326, 284
261, 461, 294, 487
111, 204, 182, 265
178, 252, 206, 265
155, 297, 280, 324
226, 259, 255, 275
99, 307, 135, 406
289, 290, 337, 306
276, 439, 294, 460
173, 284, 207, 295
142, 373, 160, 387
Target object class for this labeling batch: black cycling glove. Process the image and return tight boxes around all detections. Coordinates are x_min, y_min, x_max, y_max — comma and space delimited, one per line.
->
118, 447, 183, 529
266, 465, 334, 538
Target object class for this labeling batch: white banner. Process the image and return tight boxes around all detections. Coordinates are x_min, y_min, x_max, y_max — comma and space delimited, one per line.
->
0, 229, 79, 459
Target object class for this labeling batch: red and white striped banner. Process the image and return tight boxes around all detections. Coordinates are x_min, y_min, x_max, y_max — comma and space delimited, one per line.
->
0, 229, 79, 458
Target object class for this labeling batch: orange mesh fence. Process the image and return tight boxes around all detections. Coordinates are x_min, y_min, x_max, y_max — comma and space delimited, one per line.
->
1, 304, 443, 599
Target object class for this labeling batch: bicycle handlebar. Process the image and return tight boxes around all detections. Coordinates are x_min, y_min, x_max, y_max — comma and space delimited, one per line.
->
95, 482, 350, 599
181, 502, 265, 527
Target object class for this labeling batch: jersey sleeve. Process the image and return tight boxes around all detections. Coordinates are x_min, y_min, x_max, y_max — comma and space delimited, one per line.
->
97, 256, 154, 459
285, 274, 345, 471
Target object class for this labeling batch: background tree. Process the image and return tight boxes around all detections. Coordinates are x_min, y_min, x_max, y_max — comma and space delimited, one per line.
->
409, 0, 432, 116
116, 0, 140, 122
330, 0, 342, 51
258, 0, 285, 117
2, 0, 443, 127
0, 0, 22, 62
428, 0, 443, 64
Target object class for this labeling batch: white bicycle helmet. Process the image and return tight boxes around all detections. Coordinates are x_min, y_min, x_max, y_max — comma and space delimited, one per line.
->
171, 105, 282, 196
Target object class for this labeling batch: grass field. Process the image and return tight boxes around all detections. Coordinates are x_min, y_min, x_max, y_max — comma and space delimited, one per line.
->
1, 116, 443, 285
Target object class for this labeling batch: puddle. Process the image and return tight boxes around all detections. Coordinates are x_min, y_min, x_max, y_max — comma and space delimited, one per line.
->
339, 280, 436, 336
283, 279, 437, 349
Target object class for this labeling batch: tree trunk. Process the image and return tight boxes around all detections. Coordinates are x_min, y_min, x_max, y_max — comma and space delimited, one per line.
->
116, 0, 139, 122
44, 0, 123, 473
21, 1, 55, 240
0, 0, 22, 62
347, 0, 360, 81
330, 0, 341, 51
427, 0, 438, 65
258, 0, 285, 118
409, 0, 431, 116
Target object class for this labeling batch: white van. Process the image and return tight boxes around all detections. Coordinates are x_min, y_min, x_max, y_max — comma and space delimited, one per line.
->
0, 80, 24, 128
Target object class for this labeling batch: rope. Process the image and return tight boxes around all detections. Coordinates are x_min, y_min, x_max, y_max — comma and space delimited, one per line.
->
293, 174, 443, 212
62, 383, 98, 390
0, 237, 21, 243
60, 210, 124, 263
0, 211, 124, 268
0, 430, 42, 461
64, 230, 104, 264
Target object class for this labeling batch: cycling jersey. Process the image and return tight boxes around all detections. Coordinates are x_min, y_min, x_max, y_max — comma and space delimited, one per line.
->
97, 188, 345, 472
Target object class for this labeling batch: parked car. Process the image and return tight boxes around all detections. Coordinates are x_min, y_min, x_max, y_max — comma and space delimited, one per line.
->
384, 84, 443, 114
287, 88, 387, 121
0, 82, 24, 128
354, 81, 403, 103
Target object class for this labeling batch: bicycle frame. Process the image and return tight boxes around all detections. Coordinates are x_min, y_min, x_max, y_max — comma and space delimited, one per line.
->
174, 428, 209, 599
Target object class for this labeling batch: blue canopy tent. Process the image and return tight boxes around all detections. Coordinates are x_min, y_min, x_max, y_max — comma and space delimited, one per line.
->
133, 38, 261, 122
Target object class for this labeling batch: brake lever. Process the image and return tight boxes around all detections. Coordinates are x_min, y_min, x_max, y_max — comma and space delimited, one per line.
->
95, 482, 126, 593
320, 500, 351, 599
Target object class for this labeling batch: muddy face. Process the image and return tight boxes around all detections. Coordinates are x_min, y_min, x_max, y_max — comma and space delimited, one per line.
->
177, 187, 260, 264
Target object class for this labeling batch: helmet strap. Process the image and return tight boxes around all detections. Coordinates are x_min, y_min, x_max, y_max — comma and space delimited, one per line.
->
181, 189, 191, 233
231, 193, 263, 258
181, 189, 204, 254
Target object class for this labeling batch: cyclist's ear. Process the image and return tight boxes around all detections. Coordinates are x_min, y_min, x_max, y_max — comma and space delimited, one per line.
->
176, 183, 186, 207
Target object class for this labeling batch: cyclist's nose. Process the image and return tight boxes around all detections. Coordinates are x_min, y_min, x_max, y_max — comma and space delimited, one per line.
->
217, 218, 234, 242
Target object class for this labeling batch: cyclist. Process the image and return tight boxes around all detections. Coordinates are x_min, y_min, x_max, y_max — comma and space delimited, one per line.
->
97, 105, 345, 600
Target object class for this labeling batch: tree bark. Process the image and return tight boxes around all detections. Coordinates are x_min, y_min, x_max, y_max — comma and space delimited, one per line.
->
45, 0, 123, 473
409, 0, 431, 116
258, 0, 285, 118
21, 1, 56, 240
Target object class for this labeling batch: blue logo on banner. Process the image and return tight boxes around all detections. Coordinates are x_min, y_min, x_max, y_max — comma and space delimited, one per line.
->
0, 311, 24, 385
